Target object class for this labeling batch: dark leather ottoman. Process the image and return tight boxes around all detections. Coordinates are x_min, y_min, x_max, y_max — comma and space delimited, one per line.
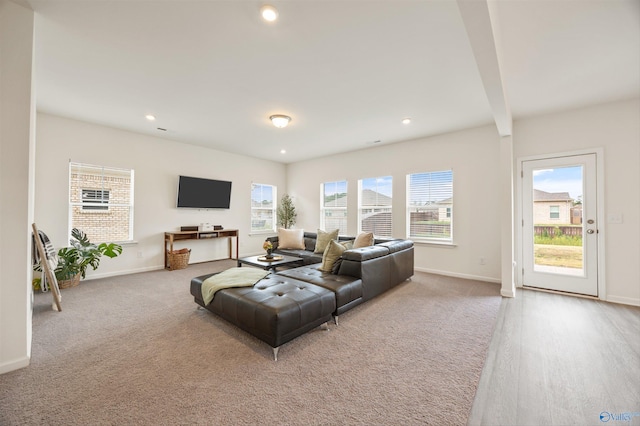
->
190, 273, 336, 360
276, 265, 363, 325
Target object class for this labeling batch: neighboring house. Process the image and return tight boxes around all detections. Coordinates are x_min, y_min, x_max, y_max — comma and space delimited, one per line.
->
533, 189, 574, 224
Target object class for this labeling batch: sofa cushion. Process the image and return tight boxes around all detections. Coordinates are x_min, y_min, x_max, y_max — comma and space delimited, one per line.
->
275, 248, 321, 265
314, 228, 339, 253
276, 265, 363, 311
377, 239, 414, 253
319, 239, 346, 272
277, 228, 305, 249
353, 232, 374, 248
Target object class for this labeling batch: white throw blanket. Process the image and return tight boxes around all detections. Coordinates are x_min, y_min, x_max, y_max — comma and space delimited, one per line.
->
201, 267, 270, 305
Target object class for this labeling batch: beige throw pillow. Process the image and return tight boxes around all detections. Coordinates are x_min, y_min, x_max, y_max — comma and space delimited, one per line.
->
319, 239, 346, 272
353, 232, 374, 248
277, 228, 305, 249
340, 240, 354, 250
314, 228, 339, 253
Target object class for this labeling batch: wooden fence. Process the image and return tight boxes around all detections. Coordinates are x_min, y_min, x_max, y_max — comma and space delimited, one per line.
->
534, 225, 582, 237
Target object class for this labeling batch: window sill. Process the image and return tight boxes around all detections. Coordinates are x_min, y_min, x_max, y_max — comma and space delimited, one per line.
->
411, 239, 457, 248
249, 231, 276, 237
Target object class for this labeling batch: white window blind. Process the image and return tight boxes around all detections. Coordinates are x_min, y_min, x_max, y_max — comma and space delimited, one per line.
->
69, 162, 134, 243
407, 170, 453, 242
321, 180, 348, 235
251, 183, 276, 233
82, 189, 110, 211
358, 176, 392, 238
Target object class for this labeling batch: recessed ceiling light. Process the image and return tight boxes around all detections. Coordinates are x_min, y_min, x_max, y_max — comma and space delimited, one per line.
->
145, 114, 156, 121
280, 149, 286, 154
260, 5, 278, 22
402, 118, 411, 125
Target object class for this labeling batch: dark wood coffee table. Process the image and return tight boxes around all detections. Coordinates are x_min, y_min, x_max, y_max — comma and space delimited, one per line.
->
237, 254, 302, 271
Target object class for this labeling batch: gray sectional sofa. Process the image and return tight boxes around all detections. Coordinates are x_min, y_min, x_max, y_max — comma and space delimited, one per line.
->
190, 232, 414, 360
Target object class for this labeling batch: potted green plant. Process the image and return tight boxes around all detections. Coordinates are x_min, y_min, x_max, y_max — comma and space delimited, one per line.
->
36, 228, 123, 288
277, 194, 297, 229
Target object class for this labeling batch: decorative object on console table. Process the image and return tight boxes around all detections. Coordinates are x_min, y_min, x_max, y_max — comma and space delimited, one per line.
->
263, 240, 274, 259
199, 223, 214, 232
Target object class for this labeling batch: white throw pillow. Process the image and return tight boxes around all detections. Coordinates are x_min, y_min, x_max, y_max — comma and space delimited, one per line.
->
277, 228, 305, 249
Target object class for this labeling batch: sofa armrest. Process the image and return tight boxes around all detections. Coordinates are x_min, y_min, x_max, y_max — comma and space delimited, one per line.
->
342, 245, 389, 261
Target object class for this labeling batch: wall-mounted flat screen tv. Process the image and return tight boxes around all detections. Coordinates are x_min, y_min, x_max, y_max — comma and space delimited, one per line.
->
176, 175, 232, 209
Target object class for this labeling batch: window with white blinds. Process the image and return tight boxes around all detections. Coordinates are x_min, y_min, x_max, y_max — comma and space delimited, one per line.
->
321, 180, 347, 235
358, 176, 392, 238
69, 162, 134, 243
407, 170, 453, 242
251, 183, 276, 233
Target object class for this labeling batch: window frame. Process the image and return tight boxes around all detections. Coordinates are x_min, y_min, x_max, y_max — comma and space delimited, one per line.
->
549, 205, 560, 219
69, 162, 134, 244
406, 170, 454, 244
250, 183, 277, 234
357, 176, 393, 238
320, 180, 348, 235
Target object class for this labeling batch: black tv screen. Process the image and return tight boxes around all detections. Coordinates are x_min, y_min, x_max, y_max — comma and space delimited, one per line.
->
177, 176, 232, 209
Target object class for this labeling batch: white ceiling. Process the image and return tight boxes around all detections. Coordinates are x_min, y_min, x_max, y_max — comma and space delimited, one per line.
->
27, 0, 640, 164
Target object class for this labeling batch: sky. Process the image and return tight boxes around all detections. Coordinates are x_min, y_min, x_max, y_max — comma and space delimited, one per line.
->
361, 176, 393, 197
533, 166, 583, 200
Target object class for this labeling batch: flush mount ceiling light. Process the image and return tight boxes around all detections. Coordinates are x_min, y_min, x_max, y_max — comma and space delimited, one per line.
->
402, 117, 411, 125
145, 114, 156, 121
270, 114, 291, 128
260, 5, 278, 22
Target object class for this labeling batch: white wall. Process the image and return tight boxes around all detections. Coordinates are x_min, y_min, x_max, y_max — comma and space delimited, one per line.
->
35, 113, 287, 278
513, 98, 640, 305
286, 124, 504, 283
0, 0, 35, 374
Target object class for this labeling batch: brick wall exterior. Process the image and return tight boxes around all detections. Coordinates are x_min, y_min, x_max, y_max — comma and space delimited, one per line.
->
70, 170, 132, 243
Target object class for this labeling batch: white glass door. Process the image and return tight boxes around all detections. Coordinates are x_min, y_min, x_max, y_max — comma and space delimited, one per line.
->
522, 153, 598, 296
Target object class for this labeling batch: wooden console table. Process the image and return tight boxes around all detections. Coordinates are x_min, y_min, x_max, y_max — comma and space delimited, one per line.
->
164, 229, 239, 269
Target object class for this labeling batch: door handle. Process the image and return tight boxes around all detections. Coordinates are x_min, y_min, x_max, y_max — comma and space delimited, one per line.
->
587, 229, 595, 234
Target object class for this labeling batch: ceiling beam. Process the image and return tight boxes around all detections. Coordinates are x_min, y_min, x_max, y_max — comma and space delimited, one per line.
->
457, 0, 512, 136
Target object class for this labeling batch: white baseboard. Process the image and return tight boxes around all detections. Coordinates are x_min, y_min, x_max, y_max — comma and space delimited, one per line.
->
500, 288, 516, 298
84, 265, 164, 281
0, 356, 29, 375
414, 267, 501, 284
605, 295, 640, 307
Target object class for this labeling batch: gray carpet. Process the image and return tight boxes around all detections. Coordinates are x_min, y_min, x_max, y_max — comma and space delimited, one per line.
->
0, 260, 501, 425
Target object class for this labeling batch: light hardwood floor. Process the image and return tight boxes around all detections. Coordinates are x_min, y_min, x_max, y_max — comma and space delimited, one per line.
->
468, 288, 640, 426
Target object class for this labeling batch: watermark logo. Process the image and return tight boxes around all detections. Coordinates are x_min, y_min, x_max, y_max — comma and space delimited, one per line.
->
600, 411, 640, 423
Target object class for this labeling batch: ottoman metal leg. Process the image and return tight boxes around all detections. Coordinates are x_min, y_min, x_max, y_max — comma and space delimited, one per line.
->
273, 347, 279, 361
